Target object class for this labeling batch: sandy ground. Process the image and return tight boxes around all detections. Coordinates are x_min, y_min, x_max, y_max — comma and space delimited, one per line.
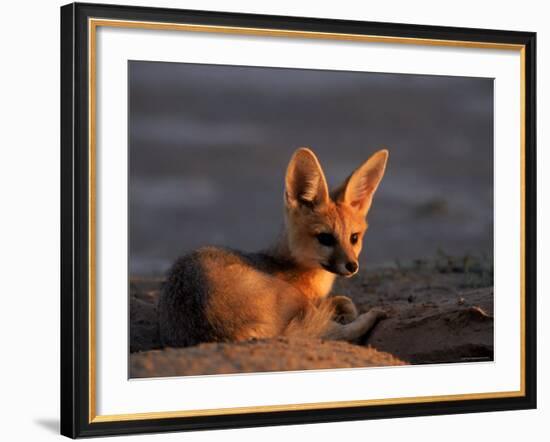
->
131, 339, 406, 377
130, 255, 493, 377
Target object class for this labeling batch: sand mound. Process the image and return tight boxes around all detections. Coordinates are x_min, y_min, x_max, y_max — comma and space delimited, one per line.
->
131, 338, 405, 378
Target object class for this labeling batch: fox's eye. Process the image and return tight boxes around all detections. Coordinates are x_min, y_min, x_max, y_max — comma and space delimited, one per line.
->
350, 233, 359, 245
316, 233, 336, 247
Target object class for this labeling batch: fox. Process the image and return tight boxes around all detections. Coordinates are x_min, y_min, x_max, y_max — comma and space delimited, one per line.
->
158, 147, 389, 348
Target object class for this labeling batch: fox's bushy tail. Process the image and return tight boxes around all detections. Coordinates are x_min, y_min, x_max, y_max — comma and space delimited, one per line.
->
283, 300, 335, 339
283, 300, 386, 341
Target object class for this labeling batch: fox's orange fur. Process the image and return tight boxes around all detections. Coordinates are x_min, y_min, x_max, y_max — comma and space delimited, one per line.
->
158, 147, 389, 347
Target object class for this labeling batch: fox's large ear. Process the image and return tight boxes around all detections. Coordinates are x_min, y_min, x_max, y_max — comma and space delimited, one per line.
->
285, 147, 329, 210
334, 149, 389, 216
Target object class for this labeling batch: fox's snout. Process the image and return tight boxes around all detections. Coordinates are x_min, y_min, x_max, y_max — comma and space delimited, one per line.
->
322, 258, 359, 277
319, 236, 360, 276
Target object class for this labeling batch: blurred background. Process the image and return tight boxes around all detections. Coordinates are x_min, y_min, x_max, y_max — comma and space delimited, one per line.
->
129, 61, 493, 277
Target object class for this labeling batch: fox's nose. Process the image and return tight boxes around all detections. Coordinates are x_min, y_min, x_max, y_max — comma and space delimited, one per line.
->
345, 261, 358, 273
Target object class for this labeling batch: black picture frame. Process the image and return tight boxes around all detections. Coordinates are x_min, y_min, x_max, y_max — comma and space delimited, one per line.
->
60, 2, 537, 438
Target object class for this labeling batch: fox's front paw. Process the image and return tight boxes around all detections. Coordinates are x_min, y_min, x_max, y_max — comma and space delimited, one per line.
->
331, 295, 359, 324
368, 307, 388, 321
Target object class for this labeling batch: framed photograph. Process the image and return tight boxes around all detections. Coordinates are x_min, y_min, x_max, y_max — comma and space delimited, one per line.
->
60, 2, 537, 438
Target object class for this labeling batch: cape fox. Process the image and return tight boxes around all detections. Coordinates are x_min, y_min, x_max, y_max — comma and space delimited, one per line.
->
158, 147, 389, 347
